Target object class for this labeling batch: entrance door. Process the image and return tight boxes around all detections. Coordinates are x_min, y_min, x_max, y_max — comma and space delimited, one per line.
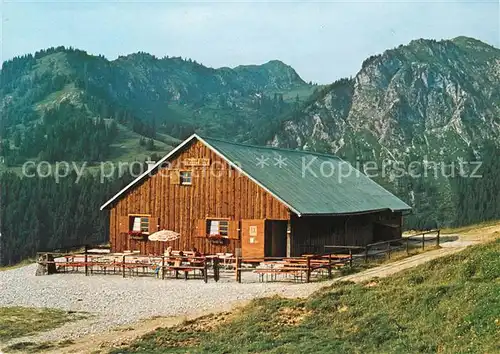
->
241, 219, 288, 258
241, 219, 266, 258
265, 220, 287, 257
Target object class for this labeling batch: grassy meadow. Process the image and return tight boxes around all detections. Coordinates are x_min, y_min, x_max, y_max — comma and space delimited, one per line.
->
0, 306, 86, 341
0, 307, 87, 353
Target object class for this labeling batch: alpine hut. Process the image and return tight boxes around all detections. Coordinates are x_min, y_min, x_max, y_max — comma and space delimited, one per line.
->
100, 134, 411, 258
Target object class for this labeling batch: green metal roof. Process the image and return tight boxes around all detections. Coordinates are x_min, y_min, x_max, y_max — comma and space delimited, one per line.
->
202, 136, 411, 215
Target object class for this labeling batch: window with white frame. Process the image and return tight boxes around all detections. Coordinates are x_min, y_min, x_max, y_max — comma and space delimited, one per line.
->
180, 170, 192, 185
207, 219, 229, 237
130, 215, 150, 233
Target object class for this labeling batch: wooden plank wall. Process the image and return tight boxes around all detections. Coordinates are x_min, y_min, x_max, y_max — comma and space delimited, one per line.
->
109, 140, 290, 255
290, 211, 403, 256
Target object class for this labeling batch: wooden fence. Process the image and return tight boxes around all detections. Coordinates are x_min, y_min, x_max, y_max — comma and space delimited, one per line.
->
36, 250, 353, 284
324, 229, 441, 263
36, 247, 220, 283
35, 230, 439, 284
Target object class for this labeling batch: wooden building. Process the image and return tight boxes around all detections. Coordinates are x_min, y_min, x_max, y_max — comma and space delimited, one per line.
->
100, 134, 411, 257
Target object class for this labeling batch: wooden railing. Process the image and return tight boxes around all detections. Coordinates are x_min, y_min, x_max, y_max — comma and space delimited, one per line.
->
36, 247, 221, 283
324, 229, 441, 264
323, 245, 365, 259
406, 229, 441, 251
36, 231, 440, 283
37, 251, 351, 284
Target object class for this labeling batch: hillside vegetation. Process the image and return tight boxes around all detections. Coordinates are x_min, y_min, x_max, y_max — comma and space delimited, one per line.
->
0, 307, 86, 353
0, 47, 315, 166
115, 239, 500, 354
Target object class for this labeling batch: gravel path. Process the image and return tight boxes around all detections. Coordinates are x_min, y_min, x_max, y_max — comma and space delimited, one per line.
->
0, 265, 318, 345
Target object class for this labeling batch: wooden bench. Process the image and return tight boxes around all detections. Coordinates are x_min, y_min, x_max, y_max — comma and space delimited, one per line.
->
254, 255, 350, 282
254, 267, 307, 282
254, 261, 309, 282
164, 259, 208, 282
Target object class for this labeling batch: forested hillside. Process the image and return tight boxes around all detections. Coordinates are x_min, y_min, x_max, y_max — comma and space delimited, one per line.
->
0, 48, 316, 265
0, 170, 137, 265
0, 47, 315, 166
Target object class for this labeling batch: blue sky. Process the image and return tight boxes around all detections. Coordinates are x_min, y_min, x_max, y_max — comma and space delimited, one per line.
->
2, 0, 499, 83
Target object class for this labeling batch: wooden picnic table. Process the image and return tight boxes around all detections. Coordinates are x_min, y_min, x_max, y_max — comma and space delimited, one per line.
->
254, 262, 309, 282
253, 254, 353, 283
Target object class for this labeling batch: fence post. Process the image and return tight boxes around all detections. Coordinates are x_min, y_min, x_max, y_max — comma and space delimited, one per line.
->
203, 257, 208, 283
84, 245, 88, 276
161, 256, 165, 280
406, 237, 410, 255
436, 230, 440, 247
327, 254, 332, 278
122, 255, 125, 278
387, 241, 391, 259
306, 256, 311, 283
213, 256, 220, 282
422, 232, 425, 251
349, 248, 353, 268
364, 245, 369, 263
235, 256, 241, 283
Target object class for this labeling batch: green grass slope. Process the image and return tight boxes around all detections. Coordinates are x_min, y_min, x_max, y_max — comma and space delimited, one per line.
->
105, 122, 178, 163
0, 307, 86, 341
115, 239, 500, 354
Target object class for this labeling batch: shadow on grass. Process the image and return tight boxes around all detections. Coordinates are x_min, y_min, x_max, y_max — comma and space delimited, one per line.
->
3, 339, 75, 353
0, 306, 88, 352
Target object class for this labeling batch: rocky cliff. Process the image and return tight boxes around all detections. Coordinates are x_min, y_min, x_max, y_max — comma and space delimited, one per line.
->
272, 37, 500, 227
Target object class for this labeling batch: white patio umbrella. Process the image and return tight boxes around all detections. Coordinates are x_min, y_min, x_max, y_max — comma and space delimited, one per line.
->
148, 229, 180, 242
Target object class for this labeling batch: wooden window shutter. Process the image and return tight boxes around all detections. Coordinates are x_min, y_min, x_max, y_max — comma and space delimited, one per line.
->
170, 169, 180, 185
149, 217, 159, 233
196, 219, 207, 237
119, 215, 129, 234
228, 220, 240, 240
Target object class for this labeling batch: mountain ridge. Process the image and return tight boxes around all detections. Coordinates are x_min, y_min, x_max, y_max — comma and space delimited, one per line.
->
273, 36, 500, 151
270, 36, 500, 227
0, 46, 316, 165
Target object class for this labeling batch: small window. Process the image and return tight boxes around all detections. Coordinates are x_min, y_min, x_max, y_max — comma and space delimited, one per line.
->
180, 171, 192, 185
207, 219, 229, 237
130, 215, 150, 234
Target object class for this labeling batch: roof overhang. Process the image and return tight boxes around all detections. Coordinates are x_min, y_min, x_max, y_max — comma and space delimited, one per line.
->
299, 207, 411, 217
